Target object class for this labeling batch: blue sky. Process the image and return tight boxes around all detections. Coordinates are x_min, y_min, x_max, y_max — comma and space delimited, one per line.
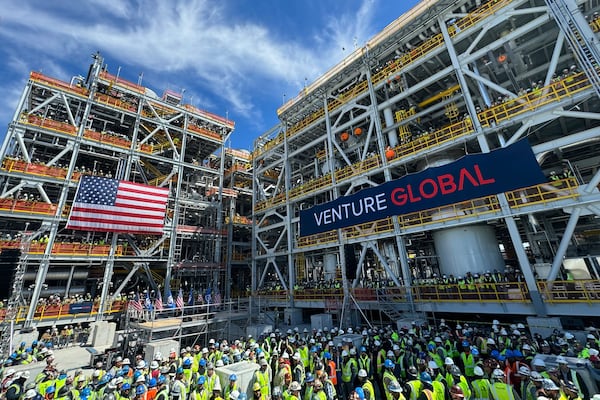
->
0, 0, 419, 152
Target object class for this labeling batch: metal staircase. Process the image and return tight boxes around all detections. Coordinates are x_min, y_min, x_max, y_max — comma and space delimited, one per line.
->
545, 0, 600, 98
376, 289, 412, 322
0, 234, 35, 356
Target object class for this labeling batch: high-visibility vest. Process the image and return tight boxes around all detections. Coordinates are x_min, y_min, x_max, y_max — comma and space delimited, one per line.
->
407, 380, 422, 400
342, 358, 357, 383
461, 352, 476, 377
362, 380, 375, 400
489, 382, 515, 400
432, 380, 445, 400
359, 355, 371, 376
382, 371, 398, 400
471, 378, 491, 400
303, 386, 313, 400
255, 370, 270, 397
327, 360, 337, 385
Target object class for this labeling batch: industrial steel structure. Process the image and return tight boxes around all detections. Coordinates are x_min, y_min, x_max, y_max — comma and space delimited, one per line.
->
0, 53, 242, 354
252, 0, 600, 326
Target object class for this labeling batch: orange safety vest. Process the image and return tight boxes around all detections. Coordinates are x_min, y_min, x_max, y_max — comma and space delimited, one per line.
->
328, 360, 337, 385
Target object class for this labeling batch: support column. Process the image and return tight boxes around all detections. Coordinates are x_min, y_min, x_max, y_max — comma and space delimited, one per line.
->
499, 195, 547, 316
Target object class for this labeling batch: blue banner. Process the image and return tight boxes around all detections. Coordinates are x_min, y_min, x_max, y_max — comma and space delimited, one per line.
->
299, 140, 545, 236
69, 302, 93, 314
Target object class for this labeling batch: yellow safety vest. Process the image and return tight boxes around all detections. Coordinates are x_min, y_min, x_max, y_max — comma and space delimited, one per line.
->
472, 378, 491, 400
342, 359, 357, 383
489, 382, 515, 400
362, 380, 375, 400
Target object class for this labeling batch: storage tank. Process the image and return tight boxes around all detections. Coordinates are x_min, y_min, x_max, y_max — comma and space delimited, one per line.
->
323, 253, 337, 281
433, 225, 505, 277
417, 152, 503, 277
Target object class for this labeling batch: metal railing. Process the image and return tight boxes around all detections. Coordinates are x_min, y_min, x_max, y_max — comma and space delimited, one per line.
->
255, 279, 600, 304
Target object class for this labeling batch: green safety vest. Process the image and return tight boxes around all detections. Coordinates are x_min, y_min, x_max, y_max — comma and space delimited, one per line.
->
472, 378, 491, 400
342, 358, 357, 382
461, 352, 476, 377
489, 382, 515, 400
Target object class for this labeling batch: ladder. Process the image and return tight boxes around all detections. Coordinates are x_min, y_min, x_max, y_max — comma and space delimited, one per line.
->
0, 235, 33, 357
545, 0, 600, 98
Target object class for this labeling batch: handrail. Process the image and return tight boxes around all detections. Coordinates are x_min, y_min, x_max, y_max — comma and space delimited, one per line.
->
30, 72, 88, 97
1, 158, 82, 181
99, 71, 146, 94
255, 279, 600, 304
265, 0, 514, 153
0, 240, 124, 257
0, 199, 63, 216
1, 300, 127, 324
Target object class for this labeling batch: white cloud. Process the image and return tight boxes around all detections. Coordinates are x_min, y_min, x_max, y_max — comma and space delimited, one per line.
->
0, 0, 382, 133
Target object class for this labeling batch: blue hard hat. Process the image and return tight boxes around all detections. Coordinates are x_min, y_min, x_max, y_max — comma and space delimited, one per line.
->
427, 343, 435, 351
122, 383, 131, 391
513, 350, 523, 357
229, 374, 237, 381
420, 371, 433, 383
384, 359, 395, 368
135, 385, 146, 395
305, 373, 314, 383
462, 340, 469, 347
490, 349, 500, 358
157, 376, 166, 385
176, 367, 184, 374
324, 352, 331, 359
360, 346, 366, 353
148, 378, 157, 388
471, 348, 479, 356
122, 365, 130, 374
238, 394, 247, 400
505, 349, 514, 358
355, 387, 365, 400
133, 371, 142, 380
32, 340, 38, 346
199, 359, 207, 367
81, 388, 92, 397
197, 376, 206, 385
46, 386, 56, 394
183, 358, 192, 367
497, 355, 506, 362
20, 341, 26, 347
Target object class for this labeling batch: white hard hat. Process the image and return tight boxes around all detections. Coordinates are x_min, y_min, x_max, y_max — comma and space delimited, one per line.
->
444, 357, 454, 366
556, 355, 568, 364
358, 369, 367, 378
532, 358, 546, 367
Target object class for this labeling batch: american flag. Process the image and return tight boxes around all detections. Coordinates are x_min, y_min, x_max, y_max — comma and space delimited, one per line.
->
175, 289, 184, 310
66, 176, 169, 234
154, 291, 163, 311
129, 293, 144, 311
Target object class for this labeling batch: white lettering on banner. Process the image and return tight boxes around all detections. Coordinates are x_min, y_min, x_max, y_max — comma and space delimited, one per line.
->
313, 192, 388, 227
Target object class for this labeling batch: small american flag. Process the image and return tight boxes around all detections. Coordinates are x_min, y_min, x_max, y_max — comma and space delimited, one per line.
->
129, 293, 144, 311
154, 291, 163, 311
175, 289, 184, 310
66, 176, 169, 234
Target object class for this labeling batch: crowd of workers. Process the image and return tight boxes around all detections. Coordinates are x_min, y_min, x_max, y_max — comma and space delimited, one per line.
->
2, 318, 600, 400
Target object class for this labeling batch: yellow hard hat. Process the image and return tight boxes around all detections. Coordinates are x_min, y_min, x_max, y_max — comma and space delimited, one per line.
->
253, 383, 261, 391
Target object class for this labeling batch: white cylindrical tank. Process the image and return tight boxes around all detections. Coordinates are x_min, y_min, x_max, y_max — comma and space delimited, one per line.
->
383, 108, 398, 147
433, 225, 505, 276
323, 253, 337, 280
